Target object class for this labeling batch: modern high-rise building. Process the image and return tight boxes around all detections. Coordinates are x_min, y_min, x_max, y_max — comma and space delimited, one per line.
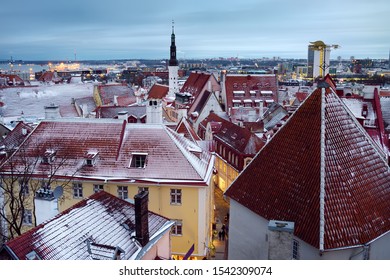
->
168, 21, 179, 99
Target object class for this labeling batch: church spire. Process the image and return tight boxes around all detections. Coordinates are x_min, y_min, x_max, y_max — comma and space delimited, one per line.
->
169, 20, 178, 67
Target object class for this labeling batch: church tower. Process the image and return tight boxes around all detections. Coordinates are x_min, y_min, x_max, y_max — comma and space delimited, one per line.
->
168, 21, 179, 99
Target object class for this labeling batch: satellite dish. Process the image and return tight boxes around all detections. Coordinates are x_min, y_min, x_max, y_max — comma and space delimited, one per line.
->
53, 186, 64, 199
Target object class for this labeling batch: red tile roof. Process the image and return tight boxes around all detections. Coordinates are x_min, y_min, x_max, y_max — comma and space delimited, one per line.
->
200, 112, 264, 155
225, 85, 390, 251
4, 191, 172, 260
180, 72, 212, 99
147, 84, 169, 100
224, 74, 278, 109
1, 120, 213, 185
97, 84, 136, 105
176, 117, 201, 142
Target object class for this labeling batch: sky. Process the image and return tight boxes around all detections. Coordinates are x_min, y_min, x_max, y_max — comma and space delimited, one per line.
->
1, 0, 389, 61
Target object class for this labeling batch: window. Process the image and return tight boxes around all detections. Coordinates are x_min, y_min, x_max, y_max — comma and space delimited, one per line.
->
93, 184, 104, 193
138, 187, 149, 194
23, 209, 33, 225
42, 149, 56, 164
19, 180, 29, 195
170, 189, 182, 205
73, 183, 83, 198
118, 186, 128, 200
130, 153, 148, 168
171, 220, 183, 236
292, 239, 300, 260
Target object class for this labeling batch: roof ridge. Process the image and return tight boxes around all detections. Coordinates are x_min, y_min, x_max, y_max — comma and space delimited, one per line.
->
319, 87, 326, 252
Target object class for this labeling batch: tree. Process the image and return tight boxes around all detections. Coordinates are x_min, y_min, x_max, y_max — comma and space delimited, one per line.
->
0, 140, 80, 244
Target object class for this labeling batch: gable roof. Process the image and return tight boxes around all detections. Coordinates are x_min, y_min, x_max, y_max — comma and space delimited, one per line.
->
0, 122, 33, 164
201, 112, 264, 155
176, 117, 201, 142
225, 84, 390, 251
1, 120, 213, 185
180, 72, 212, 99
147, 84, 169, 100
4, 191, 172, 260
97, 84, 136, 106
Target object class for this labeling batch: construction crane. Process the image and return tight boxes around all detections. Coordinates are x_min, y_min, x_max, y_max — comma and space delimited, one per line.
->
309, 41, 340, 78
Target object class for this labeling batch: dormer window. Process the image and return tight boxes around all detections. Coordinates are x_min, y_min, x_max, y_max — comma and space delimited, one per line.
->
84, 152, 99, 166
130, 153, 148, 168
42, 149, 56, 164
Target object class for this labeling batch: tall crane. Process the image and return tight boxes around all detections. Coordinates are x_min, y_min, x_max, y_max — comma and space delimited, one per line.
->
309, 41, 340, 78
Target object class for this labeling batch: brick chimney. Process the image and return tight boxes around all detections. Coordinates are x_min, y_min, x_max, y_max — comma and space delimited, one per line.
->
134, 191, 149, 247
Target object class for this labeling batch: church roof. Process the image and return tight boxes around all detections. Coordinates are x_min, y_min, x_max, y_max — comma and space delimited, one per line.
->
225, 84, 390, 251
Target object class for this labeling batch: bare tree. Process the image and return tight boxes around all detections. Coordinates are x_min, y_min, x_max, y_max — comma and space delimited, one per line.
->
0, 140, 81, 243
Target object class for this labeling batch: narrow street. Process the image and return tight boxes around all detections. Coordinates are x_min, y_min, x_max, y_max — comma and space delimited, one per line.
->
212, 187, 230, 260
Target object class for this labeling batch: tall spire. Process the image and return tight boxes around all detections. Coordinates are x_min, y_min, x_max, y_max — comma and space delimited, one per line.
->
169, 20, 178, 67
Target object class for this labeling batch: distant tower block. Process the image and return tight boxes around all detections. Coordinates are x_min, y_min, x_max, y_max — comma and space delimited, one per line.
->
168, 21, 179, 99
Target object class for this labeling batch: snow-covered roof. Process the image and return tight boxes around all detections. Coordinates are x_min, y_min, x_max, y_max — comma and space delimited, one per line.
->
4, 191, 173, 260
1, 120, 213, 185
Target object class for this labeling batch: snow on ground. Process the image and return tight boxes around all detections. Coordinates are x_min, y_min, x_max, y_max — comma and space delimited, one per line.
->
0, 82, 96, 126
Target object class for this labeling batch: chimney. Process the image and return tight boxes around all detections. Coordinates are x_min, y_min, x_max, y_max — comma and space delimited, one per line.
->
44, 103, 61, 120
134, 191, 149, 247
267, 220, 294, 260
117, 111, 128, 123
259, 100, 264, 119
114, 95, 118, 106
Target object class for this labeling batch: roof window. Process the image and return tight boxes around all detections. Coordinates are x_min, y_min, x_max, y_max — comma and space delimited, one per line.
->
84, 152, 99, 166
41, 149, 56, 164
129, 153, 148, 168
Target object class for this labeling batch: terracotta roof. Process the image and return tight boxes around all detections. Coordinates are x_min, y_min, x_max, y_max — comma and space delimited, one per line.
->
380, 97, 390, 132
97, 84, 136, 105
38, 72, 54, 82
0, 122, 33, 163
188, 90, 212, 115
225, 85, 390, 251
95, 105, 146, 119
224, 74, 278, 109
180, 72, 212, 99
295, 92, 309, 103
176, 117, 201, 142
1, 120, 213, 184
147, 84, 169, 100
201, 112, 264, 155
4, 191, 172, 260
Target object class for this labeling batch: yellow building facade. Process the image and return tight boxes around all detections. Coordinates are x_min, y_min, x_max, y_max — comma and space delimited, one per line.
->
0, 120, 215, 259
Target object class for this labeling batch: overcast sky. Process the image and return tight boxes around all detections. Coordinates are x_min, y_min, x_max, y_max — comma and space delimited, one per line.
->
1, 0, 389, 61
